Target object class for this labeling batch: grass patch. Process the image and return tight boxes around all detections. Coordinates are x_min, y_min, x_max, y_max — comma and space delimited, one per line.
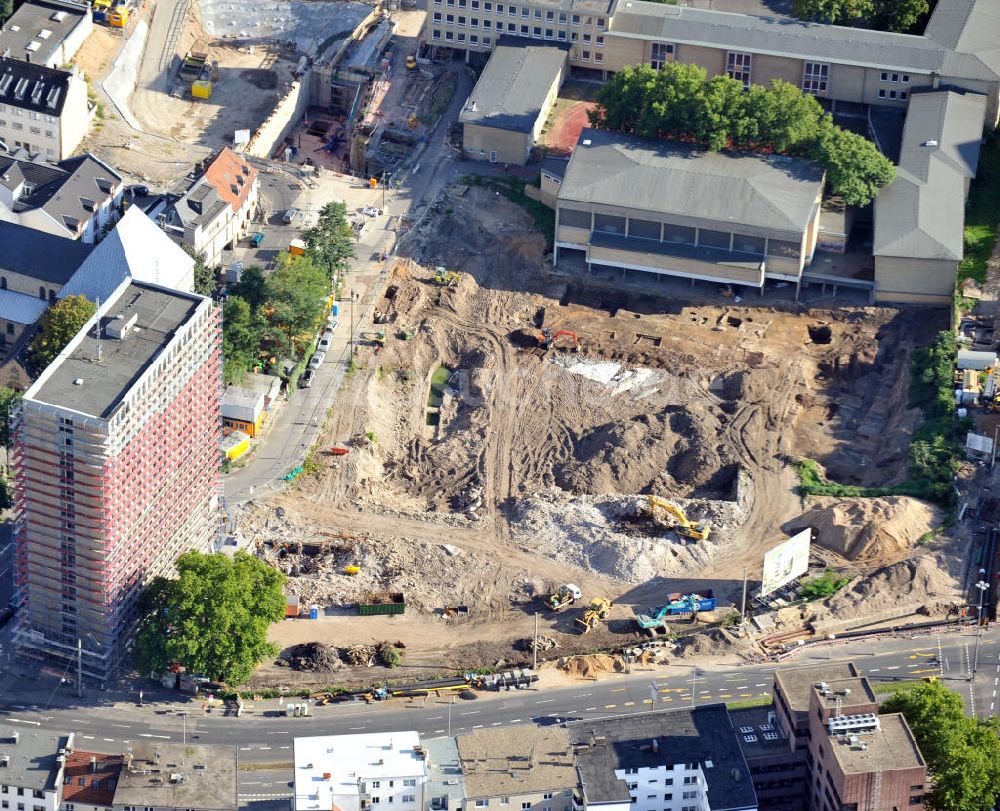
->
796, 331, 964, 509
871, 679, 926, 698
799, 570, 850, 600
420, 74, 457, 126
725, 697, 773, 710
464, 174, 555, 249
956, 132, 1000, 288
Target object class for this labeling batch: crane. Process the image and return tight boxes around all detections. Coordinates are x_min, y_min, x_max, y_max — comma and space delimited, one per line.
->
647, 496, 710, 541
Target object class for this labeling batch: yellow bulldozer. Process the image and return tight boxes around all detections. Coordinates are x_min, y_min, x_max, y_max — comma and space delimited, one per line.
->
575, 597, 613, 633
647, 496, 710, 541
544, 583, 582, 612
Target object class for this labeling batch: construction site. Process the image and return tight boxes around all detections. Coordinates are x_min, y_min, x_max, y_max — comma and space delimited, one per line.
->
234, 183, 971, 689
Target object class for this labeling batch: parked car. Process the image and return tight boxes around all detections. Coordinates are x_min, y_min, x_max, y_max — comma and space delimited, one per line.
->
283, 208, 303, 225
361, 206, 382, 217
129, 184, 150, 197
308, 351, 326, 371
299, 369, 314, 388
318, 331, 333, 351
327, 317, 340, 332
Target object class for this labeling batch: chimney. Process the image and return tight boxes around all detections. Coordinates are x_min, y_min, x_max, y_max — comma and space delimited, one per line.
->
11, 732, 19, 745
1, 755, 9, 767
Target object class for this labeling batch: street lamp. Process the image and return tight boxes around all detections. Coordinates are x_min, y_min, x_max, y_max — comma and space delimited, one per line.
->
972, 575, 989, 679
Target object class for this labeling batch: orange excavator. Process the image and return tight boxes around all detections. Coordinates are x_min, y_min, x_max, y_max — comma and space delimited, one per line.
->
536, 329, 580, 351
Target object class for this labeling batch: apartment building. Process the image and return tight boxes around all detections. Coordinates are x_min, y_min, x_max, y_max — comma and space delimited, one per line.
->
293, 732, 428, 811
455, 725, 578, 811
459, 42, 567, 165
424, 0, 1000, 122
567, 707, 757, 811
0, 149, 123, 242
0, 57, 89, 161
0, 729, 73, 811
553, 128, 824, 291
110, 743, 236, 811
162, 148, 260, 268
0, 0, 93, 69
732, 663, 928, 811
11, 280, 221, 681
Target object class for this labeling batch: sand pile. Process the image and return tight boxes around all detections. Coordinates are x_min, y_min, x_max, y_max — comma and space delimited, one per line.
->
558, 653, 627, 678
785, 496, 943, 561
672, 628, 739, 659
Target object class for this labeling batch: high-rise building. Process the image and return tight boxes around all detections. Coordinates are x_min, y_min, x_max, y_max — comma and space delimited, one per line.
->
11, 278, 221, 682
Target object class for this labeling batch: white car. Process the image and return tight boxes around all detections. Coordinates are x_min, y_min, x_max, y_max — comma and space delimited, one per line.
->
327, 317, 339, 332
308, 351, 326, 371
318, 331, 333, 351
361, 206, 381, 217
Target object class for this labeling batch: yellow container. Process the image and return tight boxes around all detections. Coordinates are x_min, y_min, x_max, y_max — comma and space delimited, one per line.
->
343, 565, 361, 576
109, 7, 128, 25
289, 238, 306, 256
225, 436, 250, 460
191, 79, 213, 99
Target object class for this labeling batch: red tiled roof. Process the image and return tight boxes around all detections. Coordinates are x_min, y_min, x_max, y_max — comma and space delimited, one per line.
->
62, 751, 123, 807
202, 147, 257, 213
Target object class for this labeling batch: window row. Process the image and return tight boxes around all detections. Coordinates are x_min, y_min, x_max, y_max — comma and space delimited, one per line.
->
878, 88, 908, 100
432, 13, 602, 42
431, 0, 604, 25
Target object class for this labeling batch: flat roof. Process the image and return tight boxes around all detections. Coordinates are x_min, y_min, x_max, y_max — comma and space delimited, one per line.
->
0, 0, 89, 66
459, 44, 566, 134
728, 705, 788, 759
810, 677, 878, 715
773, 662, 860, 719
0, 728, 71, 792
422, 737, 466, 811
113, 742, 237, 811
828, 713, 925, 774
567, 706, 757, 811
294, 732, 426, 811
31, 281, 203, 419
457, 725, 576, 800
559, 129, 824, 236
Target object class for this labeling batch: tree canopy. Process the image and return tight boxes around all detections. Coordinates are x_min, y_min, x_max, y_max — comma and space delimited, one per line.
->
589, 63, 895, 206
264, 253, 329, 357
792, 0, 928, 31
132, 550, 286, 685
222, 296, 264, 385
302, 201, 355, 284
0, 387, 22, 447
883, 680, 1000, 811
182, 245, 217, 297
27, 295, 96, 377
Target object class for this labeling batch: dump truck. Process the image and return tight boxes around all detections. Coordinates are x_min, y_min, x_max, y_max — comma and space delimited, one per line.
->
575, 597, 613, 633
635, 591, 716, 636
544, 583, 582, 612
647, 495, 710, 541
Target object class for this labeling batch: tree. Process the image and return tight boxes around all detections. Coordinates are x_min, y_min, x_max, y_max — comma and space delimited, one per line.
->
807, 124, 896, 207
222, 296, 264, 385
132, 550, 286, 685
27, 295, 96, 376
231, 266, 268, 312
791, 0, 873, 23
0, 0, 12, 24
302, 201, 355, 283
264, 254, 329, 356
743, 80, 827, 153
0, 387, 22, 447
872, 0, 929, 32
181, 245, 217, 297
883, 681, 1000, 811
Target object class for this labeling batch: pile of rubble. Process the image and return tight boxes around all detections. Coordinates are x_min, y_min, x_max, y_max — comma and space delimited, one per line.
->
277, 639, 405, 671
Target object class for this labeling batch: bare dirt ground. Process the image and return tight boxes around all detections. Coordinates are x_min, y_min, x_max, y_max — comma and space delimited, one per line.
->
235, 184, 957, 688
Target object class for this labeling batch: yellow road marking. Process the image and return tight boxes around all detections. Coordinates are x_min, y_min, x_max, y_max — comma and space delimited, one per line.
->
642, 699, 653, 705
739, 693, 752, 697
624, 701, 635, 707
661, 697, 673, 702
611, 688, 627, 693
719, 694, 732, 698
604, 704, 617, 709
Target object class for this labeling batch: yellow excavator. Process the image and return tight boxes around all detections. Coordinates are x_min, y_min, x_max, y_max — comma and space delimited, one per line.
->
647, 496, 710, 541
434, 267, 461, 286
575, 597, 613, 633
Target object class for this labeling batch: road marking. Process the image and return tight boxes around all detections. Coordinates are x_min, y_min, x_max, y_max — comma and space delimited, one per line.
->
138, 734, 170, 739
739, 693, 752, 698
427, 716, 443, 720
509, 719, 522, 723
642, 699, 653, 705
280, 746, 291, 750
535, 699, 555, 704
611, 688, 627, 692
81, 735, 94, 740
719, 694, 732, 699
584, 708, 597, 712
434, 729, 445, 734
754, 683, 768, 687
258, 746, 272, 750
661, 698, 673, 702
267, 731, 290, 735
349, 727, 366, 731
869, 668, 881, 672
623, 701, 635, 707
473, 725, 484, 729
492, 722, 502, 726
574, 693, 592, 697
7, 718, 41, 726
70, 719, 91, 724
102, 738, 115, 742
240, 747, 252, 751
460, 711, 480, 716
886, 666, 900, 670
604, 704, 616, 709
111, 724, 131, 729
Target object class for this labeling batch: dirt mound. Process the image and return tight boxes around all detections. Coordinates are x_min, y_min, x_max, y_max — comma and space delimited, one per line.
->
558, 653, 627, 678
672, 628, 739, 659
281, 642, 343, 672
785, 496, 943, 561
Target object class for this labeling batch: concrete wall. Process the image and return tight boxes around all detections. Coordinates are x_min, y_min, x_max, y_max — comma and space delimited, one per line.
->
57, 11, 94, 68
58, 70, 90, 160
247, 73, 313, 160
874, 255, 956, 304
463, 122, 532, 164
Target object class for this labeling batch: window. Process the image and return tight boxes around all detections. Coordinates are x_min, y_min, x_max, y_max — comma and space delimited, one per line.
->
662, 796, 672, 802
483, 35, 491, 44
475, 802, 488, 808
558, 12, 566, 22
663, 779, 673, 787
533, 25, 541, 36
521, 6, 528, 16
470, 33, 478, 42
682, 792, 696, 800
878, 88, 886, 98
506, 22, 515, 32
571, 13, 579, 24
726, 51, 751, 87
446, 13, 454, 21
483, 19, 491, 28
880, 71, 888, 81
470, 17, 478, 26
650, 41, 673, 70
596, 16, 605, 27
471, 1, 479, 8
534, 8, 541, 17
372, 800, 380, 805
5, 324, 12, 336
889, 89, 897, 99
545, 10, 553, 19
484, 2, 491, 9
29, 126, 39, 134
457, 15, 465, 25
544, 28, 553, 38
901, 91, 908, 100
802, 61, 828, 94
627, 784, 638, 792
11, 123, 22, 131
433, 12, 441, 20
902, 73, 910, 82
508, 5, 516, 15
594, 52, 602, 63
570, 31, 577, 40
432, 28, 441, 38
495, 2, 503, 10
596, 35, 603, 45
520, 24, 528, 34
581, 49, 590, 60
557, 30, 566, 40
543, 795, 553, 801
500, 800, 509, 806
521, 805, 531, 810
682, 777, 697, 785
457, 31, 465, 41
582, 32, 591, 43
402, 797, 415, 804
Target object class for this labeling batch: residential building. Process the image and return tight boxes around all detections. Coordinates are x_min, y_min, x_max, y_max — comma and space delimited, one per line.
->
567, 706, 758, 811
873, 89, 988, 304
459, 41, 567, 165
423, 0, 1000, 124
11, 279, 221, 681
422, 737, 465, 811
0, 57, 89, 160
554, 128, 824, 292
455, 725, 577, 811
60, 751, 122, 811
734, 663, 928, 811
0, 728, 73, 811
111, 742, 237, 811
0, 0, 93, 69
162, 148, 259, 268
0, 149, 123, 242
293, 732, 428, 811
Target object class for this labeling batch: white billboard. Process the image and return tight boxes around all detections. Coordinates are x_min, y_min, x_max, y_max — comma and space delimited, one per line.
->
761, 529, 811, 596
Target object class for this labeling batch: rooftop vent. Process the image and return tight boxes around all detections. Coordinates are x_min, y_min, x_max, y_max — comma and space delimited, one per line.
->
26, 41, 40, 52
1, 755, 9, 766
73, 378, 83, 386
38, 29, 52, 39
107, 311, 138, 340
827, 713, 880, 736
921, 140, 939, 147
11, 732, 19, 745
582, 138, 592, 146
50, 11, 66, 21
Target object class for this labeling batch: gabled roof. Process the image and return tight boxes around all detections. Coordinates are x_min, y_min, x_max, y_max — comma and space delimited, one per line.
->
201, 147, 257, 213
0, 218, 93, 283
59, 206, 195, 301
61, 750, 122, 808
0, 55, 72, 116
925, 0, 1000, 81
874, 90, 987, 261
558, 128, 824, 235
459, 43, 567, 133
